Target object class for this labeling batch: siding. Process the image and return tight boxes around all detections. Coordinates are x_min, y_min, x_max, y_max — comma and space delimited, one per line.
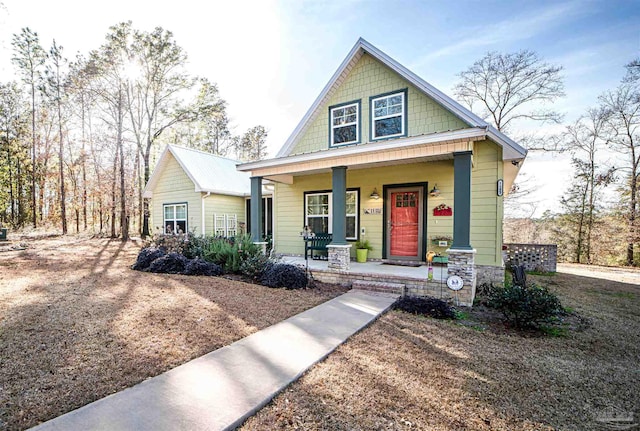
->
470, 140, 502, 266
274, 161, 454, 260
289, 53, 468, 155
205, 194, 247, 235
274, 141, 503, 267
149, 153, 202, 235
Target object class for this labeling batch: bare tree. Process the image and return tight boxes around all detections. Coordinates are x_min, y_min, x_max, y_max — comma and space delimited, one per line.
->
125, 25, 195, 238
599, 83, 640, 265
454, 50, 565, 133
43, 40, 68, 234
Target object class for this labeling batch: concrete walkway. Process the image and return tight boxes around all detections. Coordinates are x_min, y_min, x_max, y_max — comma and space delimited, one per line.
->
30, 290, 399, 431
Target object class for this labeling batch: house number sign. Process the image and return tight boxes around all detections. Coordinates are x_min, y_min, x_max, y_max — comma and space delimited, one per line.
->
446, 275, 464, 291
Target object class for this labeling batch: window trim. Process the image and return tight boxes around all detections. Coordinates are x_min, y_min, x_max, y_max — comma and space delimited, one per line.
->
163, 202, 188, 234
303, 188, 360, 240
328, 100, 361, 148
369, 88, 408, 141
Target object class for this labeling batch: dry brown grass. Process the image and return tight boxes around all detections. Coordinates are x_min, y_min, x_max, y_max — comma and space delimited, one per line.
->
0, 235, 347, 431
242, 271, 640, 430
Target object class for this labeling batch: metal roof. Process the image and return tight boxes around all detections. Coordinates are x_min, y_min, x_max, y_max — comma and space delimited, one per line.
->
143, 145, 253, 198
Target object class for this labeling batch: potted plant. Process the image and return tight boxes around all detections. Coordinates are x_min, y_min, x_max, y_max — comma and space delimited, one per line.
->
355, 239, 373, 263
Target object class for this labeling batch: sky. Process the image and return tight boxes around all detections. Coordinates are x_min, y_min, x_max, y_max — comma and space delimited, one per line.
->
0, 0, 638, 217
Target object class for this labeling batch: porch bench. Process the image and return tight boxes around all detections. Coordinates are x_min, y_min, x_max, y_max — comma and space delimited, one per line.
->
304, 233, 332, 260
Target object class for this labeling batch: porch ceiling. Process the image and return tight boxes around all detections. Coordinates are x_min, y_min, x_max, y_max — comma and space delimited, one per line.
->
240, 128, 486, 181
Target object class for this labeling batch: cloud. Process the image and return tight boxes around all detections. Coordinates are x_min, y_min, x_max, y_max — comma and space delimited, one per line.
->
415, 1, 584, 65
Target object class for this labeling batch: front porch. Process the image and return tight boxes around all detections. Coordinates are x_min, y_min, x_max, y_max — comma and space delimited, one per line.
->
282, 255, 474, 306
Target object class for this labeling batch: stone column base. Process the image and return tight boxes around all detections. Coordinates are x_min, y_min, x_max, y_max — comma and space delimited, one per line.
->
327, 244, 352, 271
446, 248, 477, 307
253, 241, 268, 256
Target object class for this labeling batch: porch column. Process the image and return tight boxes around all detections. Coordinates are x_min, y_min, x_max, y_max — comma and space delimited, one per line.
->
328, 166, 351, 270
250, 176, 263, 242
331, 166, 348, 245
448, 150, 476, 306
452, 151, 472, 250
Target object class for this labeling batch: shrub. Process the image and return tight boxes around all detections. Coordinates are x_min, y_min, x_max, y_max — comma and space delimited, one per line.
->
394, 296, 456, 319
488, 283, 563, 328
239, 253, 273, 280
146, 252, 189, 274
261, 263, 308, 289
203, 238, 239, 272
132, 247, 166, 271
183, 257, 223, 276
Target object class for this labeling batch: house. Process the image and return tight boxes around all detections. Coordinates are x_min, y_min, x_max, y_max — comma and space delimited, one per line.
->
237, 38, 527, 305
143, 145, 272, 238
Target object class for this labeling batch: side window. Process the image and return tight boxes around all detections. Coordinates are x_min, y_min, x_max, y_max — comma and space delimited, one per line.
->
163, 203, 187, 234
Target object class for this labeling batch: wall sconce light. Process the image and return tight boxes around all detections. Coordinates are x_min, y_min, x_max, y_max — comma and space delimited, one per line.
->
429, 184, 441, 197
369, 188, 380, 199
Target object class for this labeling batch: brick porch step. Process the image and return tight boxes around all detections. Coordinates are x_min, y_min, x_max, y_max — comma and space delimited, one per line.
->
352, 280, 406, 295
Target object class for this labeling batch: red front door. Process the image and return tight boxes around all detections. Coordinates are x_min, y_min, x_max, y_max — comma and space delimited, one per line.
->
389, 191, 419, 257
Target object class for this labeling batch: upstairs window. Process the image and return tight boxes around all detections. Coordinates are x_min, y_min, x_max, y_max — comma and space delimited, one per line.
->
371, 89, 407, 140
330, 101, 360, 147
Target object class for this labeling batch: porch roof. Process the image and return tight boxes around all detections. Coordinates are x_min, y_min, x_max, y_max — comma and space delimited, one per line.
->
237, 127, 486, 181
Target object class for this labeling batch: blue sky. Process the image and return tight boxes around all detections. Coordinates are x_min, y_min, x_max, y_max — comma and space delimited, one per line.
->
0, 0, 638, 215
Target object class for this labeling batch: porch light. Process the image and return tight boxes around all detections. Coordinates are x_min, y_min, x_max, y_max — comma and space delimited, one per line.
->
429, 184, 441, 197
369, 188, 380, 199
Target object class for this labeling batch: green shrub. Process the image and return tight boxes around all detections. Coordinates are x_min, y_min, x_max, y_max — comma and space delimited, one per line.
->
488, 283, 563, 328
203, 238, 239, 272
240, 253, 273, 280
261, 263, 308, 289
394, 296, 456, 319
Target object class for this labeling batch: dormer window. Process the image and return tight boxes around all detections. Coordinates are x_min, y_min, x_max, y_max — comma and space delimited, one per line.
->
371, 89, 407, 140
329, 100, 360, 147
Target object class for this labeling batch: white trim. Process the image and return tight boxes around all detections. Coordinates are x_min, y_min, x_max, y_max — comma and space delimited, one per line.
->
239, 127, 486, 172
330, 102, 359, 147
371, 91, 405, 140
305, 190, 358, 240
273, 38, 527, 162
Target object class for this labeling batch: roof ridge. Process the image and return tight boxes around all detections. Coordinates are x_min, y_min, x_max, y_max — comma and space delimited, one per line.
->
168, 144, 242, 164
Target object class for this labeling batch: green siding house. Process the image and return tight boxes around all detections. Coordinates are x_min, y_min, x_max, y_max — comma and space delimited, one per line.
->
238, 38, 527, 305
143, 145, 272, 238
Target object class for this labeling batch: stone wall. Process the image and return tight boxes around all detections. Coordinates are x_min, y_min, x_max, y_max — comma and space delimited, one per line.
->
476, 265, 505, 286
504, 243, 557, 272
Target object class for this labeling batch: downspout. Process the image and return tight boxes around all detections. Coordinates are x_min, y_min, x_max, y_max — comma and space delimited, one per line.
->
201, 192, 211, 236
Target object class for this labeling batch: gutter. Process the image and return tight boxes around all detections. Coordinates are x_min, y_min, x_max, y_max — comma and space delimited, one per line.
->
201, 192, 211, 236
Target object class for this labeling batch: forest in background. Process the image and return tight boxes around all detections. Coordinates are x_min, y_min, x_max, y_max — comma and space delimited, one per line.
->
1, 20, 639, 266
1, 22, 268, 240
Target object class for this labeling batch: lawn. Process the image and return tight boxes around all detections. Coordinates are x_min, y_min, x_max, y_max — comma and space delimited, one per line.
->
241, 271, 640, 430
0, 235, 347, 431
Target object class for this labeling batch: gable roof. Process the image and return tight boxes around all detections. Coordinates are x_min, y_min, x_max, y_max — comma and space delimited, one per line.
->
275, 38, 527, 161
143, 145, 253, 198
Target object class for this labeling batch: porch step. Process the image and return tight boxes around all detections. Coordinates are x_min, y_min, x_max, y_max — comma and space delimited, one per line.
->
352, 280, 406, 295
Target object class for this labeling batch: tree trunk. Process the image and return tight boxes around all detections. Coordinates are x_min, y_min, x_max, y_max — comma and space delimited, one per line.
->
111, 148, 117, 239
118, 87, 128, 241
